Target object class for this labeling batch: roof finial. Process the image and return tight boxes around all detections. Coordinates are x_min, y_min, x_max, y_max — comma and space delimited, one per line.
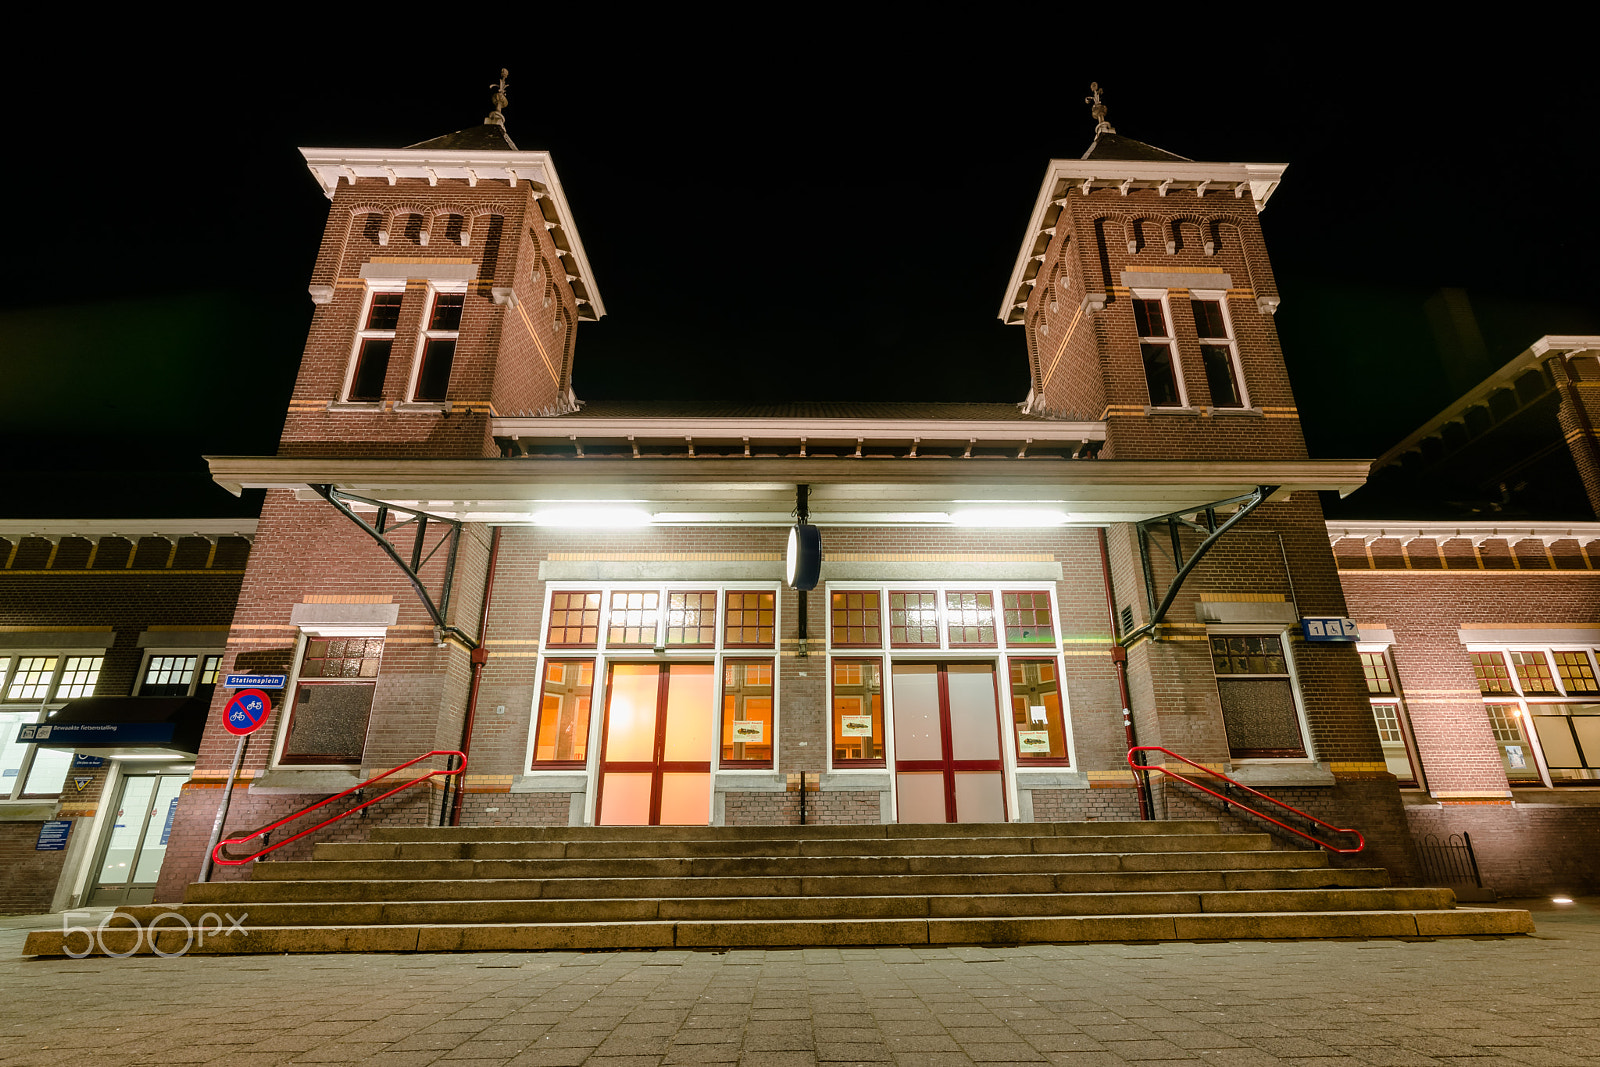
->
1086, 82, 1115, 136
485, 68, 510, 127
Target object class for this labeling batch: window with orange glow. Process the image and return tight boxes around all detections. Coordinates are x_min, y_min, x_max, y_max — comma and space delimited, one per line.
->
1008, 659, 1068, 762
831, 658, 884, 765
723, 591, 776, 647
532, 660, 594, 766
721, 660, 774, 766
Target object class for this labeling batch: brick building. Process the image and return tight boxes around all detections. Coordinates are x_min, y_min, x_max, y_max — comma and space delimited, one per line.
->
48, 92, 1599, 916
1329, 332, 1600, 897
116, 92, 1435, 906
0, 519, 254, 913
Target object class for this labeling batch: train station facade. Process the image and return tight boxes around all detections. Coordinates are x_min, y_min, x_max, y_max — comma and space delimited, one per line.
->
5, 102, 1598, 912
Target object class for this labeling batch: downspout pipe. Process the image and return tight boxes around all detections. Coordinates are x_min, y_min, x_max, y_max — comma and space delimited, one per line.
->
447, 526, 502, 827
1098, 527, 1153, 821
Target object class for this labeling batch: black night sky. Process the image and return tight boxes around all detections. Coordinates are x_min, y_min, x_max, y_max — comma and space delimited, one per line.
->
2, 35, 1596, 520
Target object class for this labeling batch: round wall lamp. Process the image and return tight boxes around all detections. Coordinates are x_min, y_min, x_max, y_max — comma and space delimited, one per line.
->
786, 523, 822, 590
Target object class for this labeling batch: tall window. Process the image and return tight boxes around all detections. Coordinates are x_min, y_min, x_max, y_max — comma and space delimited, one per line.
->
280, 637, 384, 765
1211, 633, 1307, 758
349, 289, 403, 401
1134, 294, 1183, 407
413, 290, 463, 401
1191, 296, 1245, 408
831, 659, 884, 765
1359, 649, 1419, 786
533, 660, 593, 766
1009, 659, 1068, 762
721, 660, 774, 766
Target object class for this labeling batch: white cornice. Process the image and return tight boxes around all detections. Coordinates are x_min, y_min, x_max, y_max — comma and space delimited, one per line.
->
999, 159, 1287, 325
1326, 519, 1600, 546
299, 146, 605, 321
206, 455, 1368, 526
490, 416, 1107, 442
1372, 335, 1600, 470
0, 520, 258, 543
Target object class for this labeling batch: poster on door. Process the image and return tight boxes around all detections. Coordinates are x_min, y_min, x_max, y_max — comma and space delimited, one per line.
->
839, 715, 874, 736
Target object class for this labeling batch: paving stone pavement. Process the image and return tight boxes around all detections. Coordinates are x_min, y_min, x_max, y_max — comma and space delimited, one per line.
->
1, 899, 1597, 1066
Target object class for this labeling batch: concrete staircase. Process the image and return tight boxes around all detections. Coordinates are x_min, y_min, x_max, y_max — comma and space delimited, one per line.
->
24, 820, 1534, 956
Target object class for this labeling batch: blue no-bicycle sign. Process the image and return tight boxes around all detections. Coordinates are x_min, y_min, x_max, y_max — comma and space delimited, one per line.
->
223, 689, 272, 737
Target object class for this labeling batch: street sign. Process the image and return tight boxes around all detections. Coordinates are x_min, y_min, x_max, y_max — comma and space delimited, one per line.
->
224, 674, 286, 690
72, 754, 105, 768
1302, 617, 1361, 642
17, 722, 175, 744
223, 689, 272, 736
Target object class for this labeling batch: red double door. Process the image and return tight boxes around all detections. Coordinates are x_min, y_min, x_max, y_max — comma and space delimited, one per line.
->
891, 662, 1008, 823
595, 663, 715, 825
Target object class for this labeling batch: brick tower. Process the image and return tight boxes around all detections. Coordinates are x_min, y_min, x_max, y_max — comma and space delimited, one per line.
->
999, 86, 1416, 876
158, 75, 603, 896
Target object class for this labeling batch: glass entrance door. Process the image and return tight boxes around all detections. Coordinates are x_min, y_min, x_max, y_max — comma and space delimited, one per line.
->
87, 774, 186, 906
596, 663, 714, 825
891, 662, 1007, 823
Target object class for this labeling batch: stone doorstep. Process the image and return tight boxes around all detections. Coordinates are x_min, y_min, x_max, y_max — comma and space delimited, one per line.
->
247, 849, 1328, 883
181, 865, 1397, 904
20, 908, 1538, 958
368, 819, 1224, 843
315, 831, 1277, 861
107, 886, 1459, 927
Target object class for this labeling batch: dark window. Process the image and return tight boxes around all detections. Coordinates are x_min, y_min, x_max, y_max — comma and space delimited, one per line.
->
1133, 298, 1166, 337
1202, 345, 1242, 408
429, 293, 464, 330
1142, 344, 1181, 407
1191, 299, 1227, 338
365, 292, 403, 330
349, 338, 393, 401
414, 338, 455, 401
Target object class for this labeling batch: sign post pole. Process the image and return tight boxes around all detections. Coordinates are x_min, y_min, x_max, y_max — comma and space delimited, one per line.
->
199, 734, 247, 883
198, 687, 275, 882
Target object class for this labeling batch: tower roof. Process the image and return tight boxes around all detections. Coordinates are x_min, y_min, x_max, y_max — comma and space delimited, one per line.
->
405, 124, 519, 152
1081, 129, 1191, 163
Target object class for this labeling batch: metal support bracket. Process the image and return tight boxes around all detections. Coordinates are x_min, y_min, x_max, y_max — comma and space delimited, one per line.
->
310, 484, 478, 649
1126, 484, 1277, 645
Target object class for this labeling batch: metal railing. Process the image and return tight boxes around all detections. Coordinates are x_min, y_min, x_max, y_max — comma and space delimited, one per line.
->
1127, 746, 1365, 853
212, 750, 466, 866
1414, 832, 1485, 888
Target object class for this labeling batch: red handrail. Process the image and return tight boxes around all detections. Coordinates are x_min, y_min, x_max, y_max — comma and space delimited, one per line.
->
212, 750, 466, 866
1127, 746, 1364, 853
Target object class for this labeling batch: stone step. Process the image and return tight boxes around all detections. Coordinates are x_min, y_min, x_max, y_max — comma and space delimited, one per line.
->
120, 887, 1458, 929
369, 819, 1223, 843
313, 832, 1277, 862
22, 907, 1537, 957
252, 847, 1319, 883
189, 866, 1392, 905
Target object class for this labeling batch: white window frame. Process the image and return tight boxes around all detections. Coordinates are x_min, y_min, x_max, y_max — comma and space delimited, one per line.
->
528, 582, 785, 827
1355, 642, 1424, 788
1131, 287, 1188, 409
135, 649, 222, 698
267, 627, 387, 772
1206, 624, 1316, 764
1188, 289, 1250, 410
821, 580, 1075, 823
341, 281, 406, 403
1465, 645, 1600, 787
0, 652, 104, 801
406, 280, 468, 403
